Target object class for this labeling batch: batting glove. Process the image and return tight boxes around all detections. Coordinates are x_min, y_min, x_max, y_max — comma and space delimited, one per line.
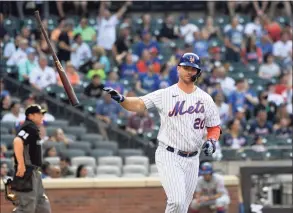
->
202, 139, 216, 156
103, 87, 125, 103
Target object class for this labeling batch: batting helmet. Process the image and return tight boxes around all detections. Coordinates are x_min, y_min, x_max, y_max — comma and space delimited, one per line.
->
178, 53, 201, 82
199, 162, 213, 175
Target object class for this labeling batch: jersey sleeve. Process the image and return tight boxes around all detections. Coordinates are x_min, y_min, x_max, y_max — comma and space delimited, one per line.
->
17, 125, 38, 145
205, 96, 221, 127
139, 89, 163, 110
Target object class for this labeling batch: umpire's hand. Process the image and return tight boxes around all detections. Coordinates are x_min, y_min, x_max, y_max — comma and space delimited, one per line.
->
103, 87, 125, 103
202, 139, 216, 156
16, 164, 26, 177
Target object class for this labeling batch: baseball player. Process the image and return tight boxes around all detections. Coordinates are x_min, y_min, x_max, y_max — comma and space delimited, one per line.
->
103, 53, 221, 213
189, 162, 230, 213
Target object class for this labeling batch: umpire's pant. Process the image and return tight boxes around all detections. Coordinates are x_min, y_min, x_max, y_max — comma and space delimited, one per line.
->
13, 170, 51, 213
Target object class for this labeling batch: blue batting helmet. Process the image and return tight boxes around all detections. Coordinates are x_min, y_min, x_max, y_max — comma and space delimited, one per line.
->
178, 53, 201, 81
199, 162, 213, 175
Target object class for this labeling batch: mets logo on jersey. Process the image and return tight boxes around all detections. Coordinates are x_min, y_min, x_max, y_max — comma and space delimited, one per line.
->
189, 56, 195, 63
168, 100, 205, 117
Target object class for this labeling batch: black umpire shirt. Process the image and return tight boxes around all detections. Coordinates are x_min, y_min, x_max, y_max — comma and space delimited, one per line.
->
14, 119, 42, 167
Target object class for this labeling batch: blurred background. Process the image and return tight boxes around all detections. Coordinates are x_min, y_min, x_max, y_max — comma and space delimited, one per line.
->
0, 1, 292, 213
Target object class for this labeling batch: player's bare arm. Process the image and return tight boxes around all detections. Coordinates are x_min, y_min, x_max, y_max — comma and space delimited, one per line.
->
13, 137, 26, 177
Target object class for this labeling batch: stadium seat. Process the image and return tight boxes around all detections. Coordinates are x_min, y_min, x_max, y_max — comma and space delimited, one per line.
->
122, 173, 146, 178
1, 127, 9, 134
221, 149, 238, 161
98, 156, 123, 168
64, 126, 87, 139
65, 134, 77, 141
122, 165, 148, 176
46, 126, 57, 137
265, 149, 282, 160
96, 165, 121, 177
23, 17, 37, 30
244, 149, 265, 161
47, 119, 69, 128
47, 15, 59, 31
93, 141, 119, 153
85, 166, 95, 177
119, 149, 144, 158
90, 149, 114, 159
67, 142, 91, 154
3, 150, 14, 158
1, 122, 15, 132
71, 156, 96, 167
61, 149, 86, 158
0, 158, 13, 169
282, 151, 293, 159
125, 156, 149, 168
43, 141, 66, 153
44, 157, 60, 166
149, 173, 159, 177
150, 164, 158, 174
1, 135, 15, 144
3, 16, 19, 36
80, 134, 104, 142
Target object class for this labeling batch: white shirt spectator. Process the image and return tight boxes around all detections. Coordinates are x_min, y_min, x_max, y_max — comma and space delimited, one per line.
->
244, 22, 262, 37
217, 102, 230, 125
6, 48, 27, 66
1, 112, 25, 123
4, 41, 16, 59
180, 23, 199, 44
268, 93, 284, 106
29, 65, 57, 89
273, 40, 292, 59
97, 15, 119, 50
224, 24, 243, 34
44, 113, 55, 122
258, 63, 280, 79
70, 42, 92, 69
220, 77, 236, 97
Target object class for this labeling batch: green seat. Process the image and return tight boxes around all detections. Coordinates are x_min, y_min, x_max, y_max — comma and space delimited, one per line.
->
244, 149, 265, 160
215, 15, 230, 27
46, 85, 64, 95
47, 16, 59, 31
238, 15, 251, 25
4, 150, 14, 158
221, 149, 237, 161
282, 151, 293, 159
3, 16, 19, 36
274, 16, 290, 27
22, 17, 37, 30
1, 127, 9, 134
265, 149, 282, 160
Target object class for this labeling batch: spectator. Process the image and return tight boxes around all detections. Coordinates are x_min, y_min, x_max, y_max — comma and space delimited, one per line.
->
104, 71, 124, 94
158, 63, 172, 89
259, 33, 273, 55
244, 16, 263, 38
135, 30, 160, 58
6, 38, 28, 66
275, 73, 291, 95
135, 64, 161, 94
0, 80, 9, 98
57, 21, 73, 64
1, 101, 25, 123
193, 31, 209, 60
49, 128, 73, 145
0, 162, 10, 180
201, 16, 221, 40
43, 147, 58, 158
120, 52, 139, 79
41, 162, 52, 179
57, 62, 81, 87
228, 78, 258, 115
112, 23, 131, 64
136, 13, 152, 36
158, 14, 179, 42
0, 94, 11, 117
274, 117, 292, 139
40, 101, 55, 122
84, 74, 104, 98
97, 1, 131, 52
29, 55, 57, 91
126, 111, 153, 135
254, 90, 277, 123
136, 49, 151, 73
224, 16, 244, 62
91, 46, 110, 73
59, 157, 74, 177
0, 144, 7, 159
234, 107, 248, 130
266, 82, 285, 106
223, 119, 247, 149
217, 65, 236, 97
227, 1, 251, 17
96, 94, 123, 125
269, 2, 292, 19
18, 47, 38, 83
76, 165, 88, 178
275, 103, 291, 122
35, 30, 51, 56
39, 125, 49, 143
251, 136, 267, 153
249, 109, 273, 136
261, 14, 282, 42
50, 166, 61, 178
258, 53, 281, 79
273, 31, 292, 62
51, 18, 66, 43
73, 17, 96, 42
212, 91, 230, 126
70, 33, 92, 69
241, 36, 262, 64
179, 14, 199, 44
86, 62, 106, 80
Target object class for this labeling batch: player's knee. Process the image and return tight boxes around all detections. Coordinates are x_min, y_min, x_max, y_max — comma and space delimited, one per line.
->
168, 198, 185, 212
189, 199, 200, 210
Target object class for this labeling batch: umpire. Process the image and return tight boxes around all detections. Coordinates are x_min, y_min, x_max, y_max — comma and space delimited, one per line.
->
11, 104, 51, 213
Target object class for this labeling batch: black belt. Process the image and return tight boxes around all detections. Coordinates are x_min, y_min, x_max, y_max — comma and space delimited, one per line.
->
166, 146, 198, 158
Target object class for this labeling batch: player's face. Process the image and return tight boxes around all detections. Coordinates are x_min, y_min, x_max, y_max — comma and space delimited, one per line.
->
178, 65, 198, 84
30, 113, 45, 126
203, 174, 212, 181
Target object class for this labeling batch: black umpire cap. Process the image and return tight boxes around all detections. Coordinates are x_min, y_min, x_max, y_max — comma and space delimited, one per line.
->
25, 104, 47, 117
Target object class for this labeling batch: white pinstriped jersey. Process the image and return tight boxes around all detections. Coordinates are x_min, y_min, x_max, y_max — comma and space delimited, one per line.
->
140, 84, 220, 152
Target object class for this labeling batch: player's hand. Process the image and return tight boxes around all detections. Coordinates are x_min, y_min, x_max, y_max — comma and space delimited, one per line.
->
103, 87, 125, 103
202, 139, 216, 156
16, 164, 26, 177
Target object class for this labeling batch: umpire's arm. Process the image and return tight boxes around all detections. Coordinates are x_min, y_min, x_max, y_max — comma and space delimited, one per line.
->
13, 137, 26, 177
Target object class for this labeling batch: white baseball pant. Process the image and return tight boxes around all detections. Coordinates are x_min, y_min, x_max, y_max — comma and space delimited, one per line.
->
155, 143, 200, 213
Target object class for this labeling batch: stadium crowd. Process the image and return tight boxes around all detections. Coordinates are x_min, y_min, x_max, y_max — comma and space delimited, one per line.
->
0, 1, 292, 182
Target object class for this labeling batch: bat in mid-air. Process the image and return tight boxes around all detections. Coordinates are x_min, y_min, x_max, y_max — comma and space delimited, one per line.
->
34, 10, 79, 107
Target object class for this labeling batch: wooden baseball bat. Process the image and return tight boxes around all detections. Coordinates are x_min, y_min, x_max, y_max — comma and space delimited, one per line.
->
34, 10, 79, 106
